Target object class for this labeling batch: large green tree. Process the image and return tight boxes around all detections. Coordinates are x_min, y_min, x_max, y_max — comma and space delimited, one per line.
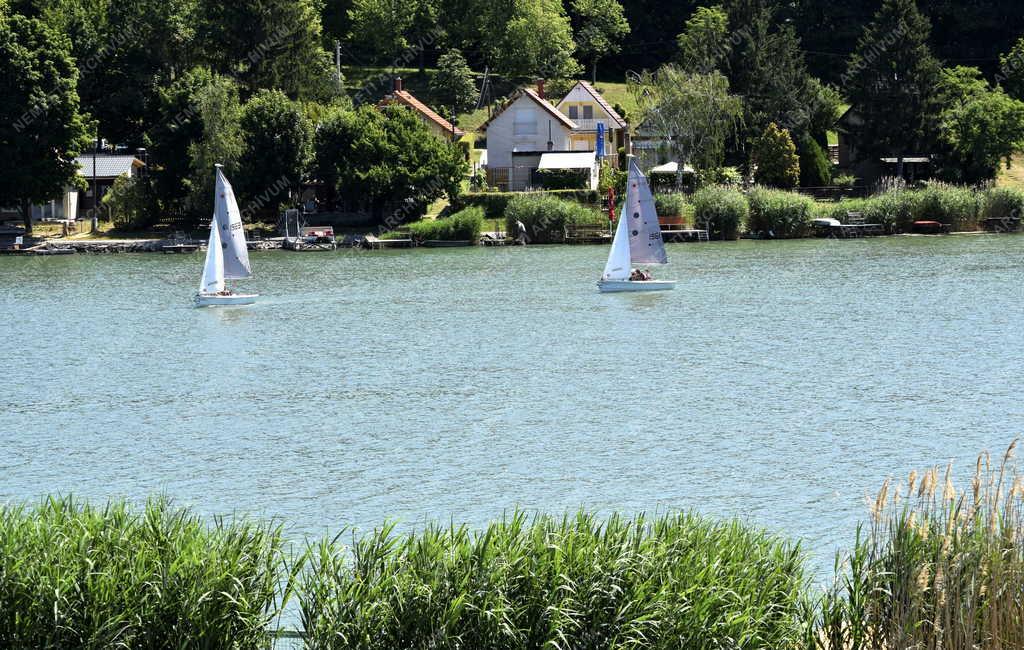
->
843, 0, 942, 178
346, 0, 414, 64
486, 0, 580, 79
0, 12, 91, 233
314, 104, 466, 224
237, 89, 313, 218
631, 65, 743, 174
676, 5, 729, 74
568, 0, 630, 83
430, 49, 477, 114
935, 66, 1024, 183
185, 73, 244, 218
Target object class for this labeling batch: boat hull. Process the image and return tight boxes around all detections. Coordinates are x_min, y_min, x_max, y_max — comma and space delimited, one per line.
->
194, 292, 259, 307
598, 279, 676, 293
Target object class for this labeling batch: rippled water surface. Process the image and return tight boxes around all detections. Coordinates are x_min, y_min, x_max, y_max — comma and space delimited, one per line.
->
2, 235, 1023, 569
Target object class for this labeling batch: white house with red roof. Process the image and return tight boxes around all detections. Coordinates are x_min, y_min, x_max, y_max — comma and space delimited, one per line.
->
555, 81, 627, 164
480, 84, 590, 191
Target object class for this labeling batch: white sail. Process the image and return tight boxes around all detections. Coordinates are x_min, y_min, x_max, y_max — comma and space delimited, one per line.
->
625, 158, 668, 266
214, 166, 252, 280
602, 202, 631, 280
198, 215, 225, 294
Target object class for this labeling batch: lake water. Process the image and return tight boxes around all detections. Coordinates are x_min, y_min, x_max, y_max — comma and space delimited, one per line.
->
2, 235, 1023, 572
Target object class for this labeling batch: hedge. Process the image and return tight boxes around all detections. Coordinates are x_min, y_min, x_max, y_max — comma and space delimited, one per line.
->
747, 187, 816, 238
404, 206, 484, 242
451, 190, 601, 219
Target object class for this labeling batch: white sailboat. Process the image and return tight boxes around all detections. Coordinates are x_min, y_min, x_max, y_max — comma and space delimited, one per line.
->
598, 158, 676, 293
194, 165, 258, 307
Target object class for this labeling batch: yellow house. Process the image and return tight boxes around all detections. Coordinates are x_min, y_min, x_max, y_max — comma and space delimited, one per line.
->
555, 81, 627, 166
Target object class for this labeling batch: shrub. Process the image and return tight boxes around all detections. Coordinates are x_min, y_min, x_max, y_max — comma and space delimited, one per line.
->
982, 186, 1024, 225
535, 168, 589, 190
752, 122, 800, 189
692, 185, 748, 239
405, 206, 484, 242
300, 511, 811, 650
819, 442, 1024, 650
452, 190, 600, 219
654, 192, 686, 217
797, 134, 832, 187
504, 193, 604, 243
833, 173, 857, 188
102, 175, 153, 229
747, 187, 816, 238
0, 497, 286, 648
912, 182, 981, 230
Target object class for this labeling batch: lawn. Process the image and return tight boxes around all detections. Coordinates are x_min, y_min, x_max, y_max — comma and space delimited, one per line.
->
997, 151, 1024, 189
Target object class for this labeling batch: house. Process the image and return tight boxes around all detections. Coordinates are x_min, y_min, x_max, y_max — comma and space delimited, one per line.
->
835, 107, 932, 183
0, 152, 145, 224
631, 116, 675, 172
555, 81, 626, 166
480, 84, 598, 191
379, 78, 465, 141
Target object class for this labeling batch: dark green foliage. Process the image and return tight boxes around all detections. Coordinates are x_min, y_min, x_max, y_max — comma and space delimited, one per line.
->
747, 187, 815, 237
300, 510, 811, 650
237, 89, 314, 219
843, 0, 942, 175
0, 497, 288, 649
0, 11, 91, 233
452, 190, 601, 219
504, 193, 605, 243
819, 183, 985, 232
536, 168, 589, 190
314, 104, 466, 225
404, 206, 484, 241
691, 185, 748, 239
797, 133, 832, 187
982, 187, 1024, 224
430, 49, 477, 114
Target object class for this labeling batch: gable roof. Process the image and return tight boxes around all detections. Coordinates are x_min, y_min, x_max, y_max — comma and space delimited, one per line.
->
75, 154, 144, 179
381, 90, 465, 138
558, 81, 627, 128
479, 88, 578, 132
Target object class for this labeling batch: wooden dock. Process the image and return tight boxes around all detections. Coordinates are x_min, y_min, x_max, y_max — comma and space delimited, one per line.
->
362, 235, 417, 249
564, 224, 612, 244
659, 216, 709, 242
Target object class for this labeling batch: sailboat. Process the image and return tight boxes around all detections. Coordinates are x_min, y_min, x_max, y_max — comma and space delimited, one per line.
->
598, 158, 676, 293
194, 165, 258, 307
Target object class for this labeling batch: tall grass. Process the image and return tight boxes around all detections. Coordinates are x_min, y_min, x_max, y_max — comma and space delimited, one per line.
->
653, 192, 686, 217
299, 510, 811, 650
747, 187, 816, 238
0, 497, 289, 649
817, 441, 1024, 650
504, 193, 605, 243
692, 185, 748, 240
405, 206, 484, 242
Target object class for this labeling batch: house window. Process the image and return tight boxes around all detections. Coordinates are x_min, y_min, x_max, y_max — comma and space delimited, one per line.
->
583, 105, 594, 120
513, 109, 537, 135
568, 105, 579, 119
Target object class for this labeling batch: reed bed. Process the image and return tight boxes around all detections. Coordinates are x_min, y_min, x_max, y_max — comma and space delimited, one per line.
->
817, 441, 1024, 650
0, 496, 288, 649
299, 510, 811, 650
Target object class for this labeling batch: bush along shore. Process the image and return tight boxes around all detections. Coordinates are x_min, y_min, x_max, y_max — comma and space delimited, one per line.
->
1, 443, 1021, 649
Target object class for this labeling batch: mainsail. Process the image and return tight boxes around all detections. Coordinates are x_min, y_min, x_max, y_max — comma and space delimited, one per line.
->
214, 166, 252, 280
624, 158, 668, 265
199, 215, 225, 294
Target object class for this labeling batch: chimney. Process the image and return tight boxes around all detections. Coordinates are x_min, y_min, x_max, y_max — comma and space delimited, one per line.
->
536, 79, 545, 99
394, 77, 403, 92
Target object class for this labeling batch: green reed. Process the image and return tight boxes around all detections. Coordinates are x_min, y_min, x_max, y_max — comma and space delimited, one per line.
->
817, 441, 1024, 650
299, 510, 811, 650
0, 496, 289, 650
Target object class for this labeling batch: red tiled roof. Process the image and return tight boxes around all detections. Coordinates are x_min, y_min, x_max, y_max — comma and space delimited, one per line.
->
478, 88, 578, 132
572, 81, 627, 128
381, 90, 465, 137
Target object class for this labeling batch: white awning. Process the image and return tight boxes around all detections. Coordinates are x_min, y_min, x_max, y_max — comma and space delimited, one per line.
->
538, 151, 596, 170
880, 157, 930, 163
649, 161, 695, 175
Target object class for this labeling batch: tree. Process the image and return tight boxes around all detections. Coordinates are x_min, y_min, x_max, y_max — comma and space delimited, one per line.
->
202, 0, 334, 99
185, 73, 244, 219
486, 0, 581, 79
934, 66, 1024, 182
347, 0, 414, 64
630, 65, 743, 176
237, 89, 313, 218
314, 104, 466, 224
0, 12, 91, 233
843, 0, 942, 178
796, 132, 831, 187
676, 5, 729, 73
751, 122, 799, 188
568, 0, 630, 83
999, 36, 1024, 101
430, 49, 477, 114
